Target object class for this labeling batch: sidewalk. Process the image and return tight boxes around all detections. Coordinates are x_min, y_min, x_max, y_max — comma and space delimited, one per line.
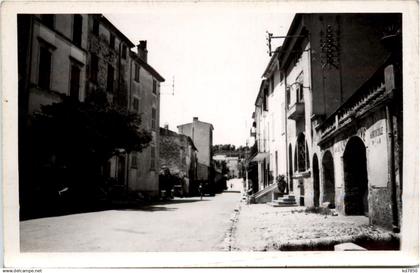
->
231, 202, 399, 251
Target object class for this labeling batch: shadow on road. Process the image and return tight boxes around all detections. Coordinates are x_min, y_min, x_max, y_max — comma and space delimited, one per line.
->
20, 197, 212, 220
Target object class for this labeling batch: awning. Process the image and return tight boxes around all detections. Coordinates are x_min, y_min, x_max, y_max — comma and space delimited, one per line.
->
251, 152, 269, 162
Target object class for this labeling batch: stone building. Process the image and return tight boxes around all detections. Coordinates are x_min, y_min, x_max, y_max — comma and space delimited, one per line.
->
177, 117, 214, 184
79, 15, 165, 198
252, 13, 402, 230
159, 126, 198, 195
85, 15, 165, 198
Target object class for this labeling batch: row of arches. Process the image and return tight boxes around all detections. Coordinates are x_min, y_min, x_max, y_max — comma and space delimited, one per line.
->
289, 135, 369, 215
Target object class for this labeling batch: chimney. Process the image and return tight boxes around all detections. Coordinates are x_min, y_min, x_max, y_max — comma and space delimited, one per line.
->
193, 117, 198, 122
137, 40, 148, 63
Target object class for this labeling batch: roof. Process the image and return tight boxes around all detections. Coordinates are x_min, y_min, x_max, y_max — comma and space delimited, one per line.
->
262, 46, 281, 78
177, 120, 214, 131
96, 14, 135, 48
254, 79, 267, 107
129, 51, 165, 82
277, 14, 307, 70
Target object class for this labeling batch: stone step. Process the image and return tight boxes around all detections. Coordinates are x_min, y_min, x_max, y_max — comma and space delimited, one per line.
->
268, 202, 298, 207
273, 199, 297, 204
276, 195, 296, 200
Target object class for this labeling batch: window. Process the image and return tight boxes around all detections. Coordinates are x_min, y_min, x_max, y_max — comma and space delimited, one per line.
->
72, 15, 83, 47
92, 18, 99, 35
109, 34, 115, 49
150, 146, 156, 169
132, 97, 139, 112
151, 107, 156, 130
69, 64, 81, 99
286, 87, 291, 106
90, 54, 98, 83
134, 63, 140, 82
296, 133, 310, 172
122, 44, 127, 59
297, 83, 304, 102
131, 153, 138, 169
263, 87, 269, 111
38, 46, 52, 89
152, 79, 157, 94
107, 65, 114, 93
270, 75, 274, 94
41, 14, 54, 28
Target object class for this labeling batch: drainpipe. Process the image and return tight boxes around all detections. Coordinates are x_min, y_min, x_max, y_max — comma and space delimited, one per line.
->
282, 70, 290, 195
280, 64, 290, 195
385, 104, 399, 232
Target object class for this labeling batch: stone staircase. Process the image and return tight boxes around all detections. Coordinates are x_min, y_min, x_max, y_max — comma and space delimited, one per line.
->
251, 183, 278, 204
268, 195, 298, 207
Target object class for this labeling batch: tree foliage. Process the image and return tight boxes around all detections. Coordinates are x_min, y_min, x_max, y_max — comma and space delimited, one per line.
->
29, 92, 152, 174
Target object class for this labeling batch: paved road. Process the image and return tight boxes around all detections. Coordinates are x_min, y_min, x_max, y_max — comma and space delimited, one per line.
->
20, 179, 243, 252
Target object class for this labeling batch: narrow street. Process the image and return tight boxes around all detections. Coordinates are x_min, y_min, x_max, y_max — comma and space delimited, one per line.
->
20, 179, 244, 252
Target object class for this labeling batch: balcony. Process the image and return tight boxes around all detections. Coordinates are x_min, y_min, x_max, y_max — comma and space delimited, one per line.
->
287, 102, 305, 120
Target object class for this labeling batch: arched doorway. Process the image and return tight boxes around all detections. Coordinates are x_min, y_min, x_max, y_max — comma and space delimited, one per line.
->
322, 151, 335, 207
343, 137, 369, 216
313, 154, 320, 207
288, 144, 293, 192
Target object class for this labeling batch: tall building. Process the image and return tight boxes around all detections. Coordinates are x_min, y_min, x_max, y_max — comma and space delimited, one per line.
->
249, 13, 402, 230
85, 15, 165, 198
126, 42, 165, 197
177, 117, 214, 185
18, 14, 90, 217
18, 14, 166, 215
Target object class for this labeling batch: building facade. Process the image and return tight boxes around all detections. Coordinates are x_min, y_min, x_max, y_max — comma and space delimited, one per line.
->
249, 13, 402, 230
159, 126, 198, 195
18, 14, 90, 216
19, 14, 89, 115
177, 117, 214, 184
124, 42, 165, 197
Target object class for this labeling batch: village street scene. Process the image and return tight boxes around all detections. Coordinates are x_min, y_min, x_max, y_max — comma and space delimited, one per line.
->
17, 12, 402, 253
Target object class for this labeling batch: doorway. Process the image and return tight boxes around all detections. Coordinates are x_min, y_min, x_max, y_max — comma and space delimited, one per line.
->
313, 154, 320, 207
322, 151, 335, 207
343, 137, 369, 216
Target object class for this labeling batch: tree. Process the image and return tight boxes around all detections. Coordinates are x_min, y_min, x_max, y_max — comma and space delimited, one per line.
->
25, 92, 152, 212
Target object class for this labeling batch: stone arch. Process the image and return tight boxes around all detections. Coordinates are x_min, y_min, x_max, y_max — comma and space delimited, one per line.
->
322, 150, 335, 207
312, 153, 320, 207
343, 136, 369, 216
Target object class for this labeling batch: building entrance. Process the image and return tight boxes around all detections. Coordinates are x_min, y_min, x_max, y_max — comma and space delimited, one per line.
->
343, 137, 369, 216
322, 151, 335, 207
313, 154, 320, 207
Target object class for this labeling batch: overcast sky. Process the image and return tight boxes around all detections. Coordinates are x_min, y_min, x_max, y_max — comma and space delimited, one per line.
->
106, 7, 294, 146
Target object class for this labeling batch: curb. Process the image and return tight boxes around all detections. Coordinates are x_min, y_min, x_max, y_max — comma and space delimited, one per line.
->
221, 201, 243, 251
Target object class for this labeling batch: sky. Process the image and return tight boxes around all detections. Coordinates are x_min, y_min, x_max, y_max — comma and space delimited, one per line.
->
106, 6, 294, 147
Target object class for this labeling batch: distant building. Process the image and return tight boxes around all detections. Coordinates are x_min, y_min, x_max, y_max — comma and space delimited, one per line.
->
159, 126, 198, 195
177, 117, 214, 184
213, 155, 239, 178
225, 157, 239, 178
